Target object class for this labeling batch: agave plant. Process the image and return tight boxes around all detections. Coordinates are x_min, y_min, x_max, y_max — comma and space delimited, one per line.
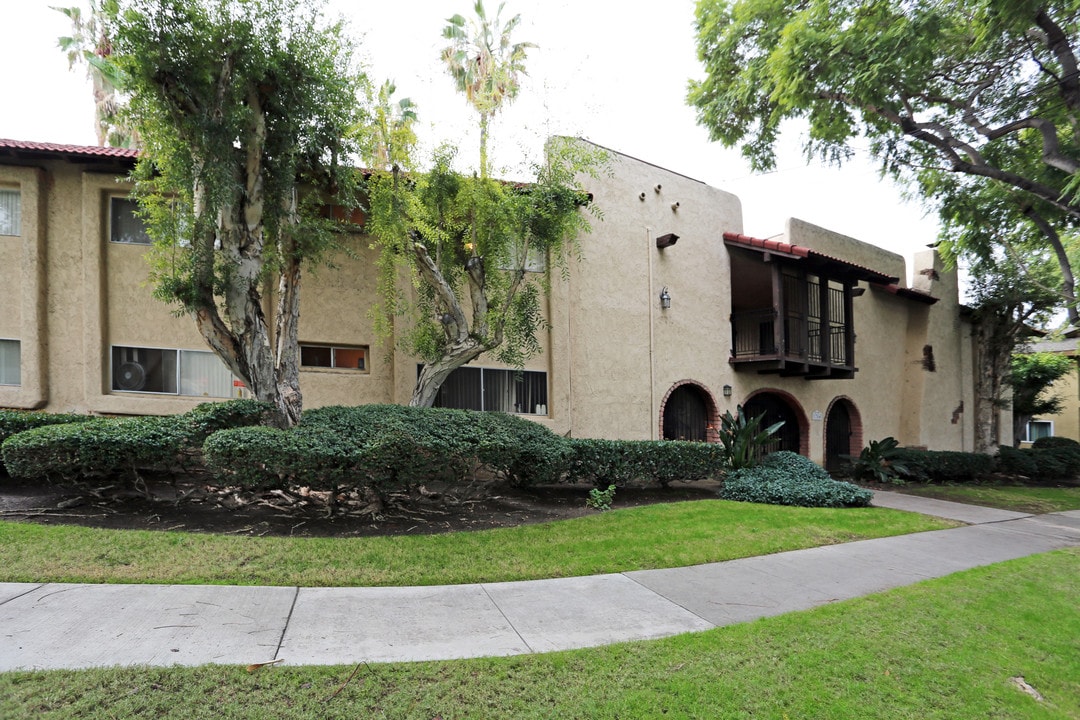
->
846, 436, 910, 484
714, 405, 785, 470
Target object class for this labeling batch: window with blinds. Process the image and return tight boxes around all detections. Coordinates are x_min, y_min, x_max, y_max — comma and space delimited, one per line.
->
432, 366, 548, 415
0, 190, 20, 236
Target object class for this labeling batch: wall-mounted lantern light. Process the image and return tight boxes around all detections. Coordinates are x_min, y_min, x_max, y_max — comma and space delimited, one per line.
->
659, 287, 671, 310
656, 233, 679, 249
722, 384, 733, 398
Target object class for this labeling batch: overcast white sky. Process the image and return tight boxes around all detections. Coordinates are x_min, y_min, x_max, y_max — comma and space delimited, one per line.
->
1, 0, 941, 279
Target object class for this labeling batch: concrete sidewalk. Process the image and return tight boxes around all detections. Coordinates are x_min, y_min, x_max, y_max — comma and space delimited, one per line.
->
2, 491, 1079, 671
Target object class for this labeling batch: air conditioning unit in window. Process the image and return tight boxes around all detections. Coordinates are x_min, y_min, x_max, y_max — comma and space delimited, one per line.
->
114, 348, 147, 391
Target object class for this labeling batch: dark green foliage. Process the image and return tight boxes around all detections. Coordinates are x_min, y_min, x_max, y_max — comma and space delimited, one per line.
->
1, 400, 273, 482
1032, 436, 1080, 449
0, 410, 92, 475
997, 444, 1080, 481
0, 410, 92, 445
720, 451, 873, 508
890, 449, 997, 484
714, 405, 784, 470
565, 439, 726, 488
205, 405, 573, 491
3, 416, 191, 481
205, 404, 733, 492
846, 437, 910, 485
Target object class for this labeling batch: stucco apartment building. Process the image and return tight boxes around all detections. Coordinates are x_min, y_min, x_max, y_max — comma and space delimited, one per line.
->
0, 137, 998, 469
1019, 338, 1080, 445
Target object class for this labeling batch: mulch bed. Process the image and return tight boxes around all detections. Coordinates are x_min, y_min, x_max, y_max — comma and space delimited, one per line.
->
0, 474, 722, 538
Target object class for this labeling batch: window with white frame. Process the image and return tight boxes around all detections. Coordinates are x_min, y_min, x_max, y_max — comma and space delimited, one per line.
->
0, 339, 19, 386
300, 344, 368, 371
0, 189, 20, 236
498, 239, 547, 273
1023, 419, 1054, 443
111, 345, 238, 397
110, 197, 152, 245
431, 366, 548, 414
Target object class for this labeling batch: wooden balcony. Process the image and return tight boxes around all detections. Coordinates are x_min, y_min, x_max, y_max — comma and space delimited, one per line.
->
730, 307, 855, 379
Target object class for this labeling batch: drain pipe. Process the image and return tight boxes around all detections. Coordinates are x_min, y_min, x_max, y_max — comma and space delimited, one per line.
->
646, 226, 657, 440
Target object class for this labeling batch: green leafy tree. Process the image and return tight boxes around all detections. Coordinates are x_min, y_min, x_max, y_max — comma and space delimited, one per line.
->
1010, 351, 1074, 445
111, 0, 369, 427
441, 0, 535, 178
966, 253, 1061, 452
54, 0, 136, 147
688, 0, 1080, 325
368, 2, 603, 409
366, 139, 603, 408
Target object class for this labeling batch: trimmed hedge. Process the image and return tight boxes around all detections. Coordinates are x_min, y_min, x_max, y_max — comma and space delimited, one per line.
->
565, 438, 726, 487
720, 451, 873, 508
890, 448, 996, 484
1, 399, 273, 482
205, 405, 732, 491
997, 444, 1080, 481
1031, 436, 1080, 449
205, 405, 574, 490
0, 410, 93, 475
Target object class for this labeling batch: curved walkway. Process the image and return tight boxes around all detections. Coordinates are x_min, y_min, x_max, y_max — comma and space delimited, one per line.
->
2, 491, 1079, 671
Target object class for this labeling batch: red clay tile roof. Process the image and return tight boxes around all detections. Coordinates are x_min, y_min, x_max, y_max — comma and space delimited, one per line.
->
0, 138, 139, 160
723, 231, 898, 284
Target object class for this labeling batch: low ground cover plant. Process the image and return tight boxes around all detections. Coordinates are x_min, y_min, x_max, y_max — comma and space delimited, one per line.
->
721, 451, 873, 508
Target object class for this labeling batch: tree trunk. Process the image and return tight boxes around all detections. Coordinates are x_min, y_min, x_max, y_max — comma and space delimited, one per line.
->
411, 338, 486, 408
972, 321, 1009, 455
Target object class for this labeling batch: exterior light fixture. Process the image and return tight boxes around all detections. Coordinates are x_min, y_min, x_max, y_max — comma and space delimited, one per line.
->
723, 384, 733, 398
656, 233, 679, 249
659, 287, 671, 310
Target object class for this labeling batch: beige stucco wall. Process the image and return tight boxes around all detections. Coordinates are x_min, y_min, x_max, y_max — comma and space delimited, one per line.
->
0, 166, 47, 409
1049, 359, 1080, 442
558, 146, 742, 440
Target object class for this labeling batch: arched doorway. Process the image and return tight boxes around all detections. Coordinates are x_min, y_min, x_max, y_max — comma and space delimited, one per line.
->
662, 383, 715, 442
743, 391, 805, 455
825, 397, 862, 473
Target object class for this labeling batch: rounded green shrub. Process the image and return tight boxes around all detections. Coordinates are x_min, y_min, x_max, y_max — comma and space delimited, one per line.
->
207, 404, 573, 491
1, 399, 275, 482
720, 451, 873, 508
1031, 436, 1080, 449
0, 409, 93, 476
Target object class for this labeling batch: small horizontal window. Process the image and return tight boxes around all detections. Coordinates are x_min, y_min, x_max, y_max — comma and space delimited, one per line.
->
0, 189, 20, 236
0, 338, 20, 386
300, 344, 368, 371
111, 345, 239, 397
110, 197, 151, 245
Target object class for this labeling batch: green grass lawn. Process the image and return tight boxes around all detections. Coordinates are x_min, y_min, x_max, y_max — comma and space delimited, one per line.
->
0, 499, 954, 586
3, 547, 1076, 719
897, 484, 1080, 514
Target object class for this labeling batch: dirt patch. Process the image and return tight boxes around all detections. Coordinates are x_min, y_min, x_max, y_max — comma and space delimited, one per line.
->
0, 474, 722, 538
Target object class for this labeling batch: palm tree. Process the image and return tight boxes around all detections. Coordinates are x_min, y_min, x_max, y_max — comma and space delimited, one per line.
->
441, 0, 534, 178
367, 80, 418, 171
54, 1, 136, 148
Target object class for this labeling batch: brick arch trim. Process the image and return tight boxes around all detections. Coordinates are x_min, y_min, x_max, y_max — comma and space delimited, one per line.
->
658, 379, 721, 442
824, 395, 864, 460
742, 387, 811, 457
